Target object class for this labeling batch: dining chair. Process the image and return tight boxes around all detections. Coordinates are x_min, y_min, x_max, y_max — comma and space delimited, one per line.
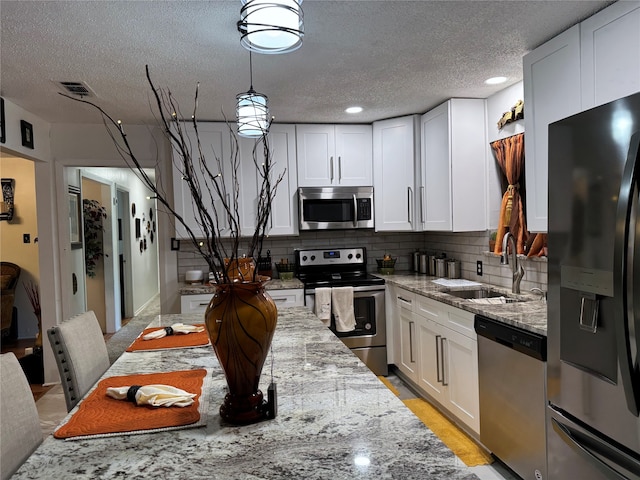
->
47, 310, 110, 412
0, 352, 43, 480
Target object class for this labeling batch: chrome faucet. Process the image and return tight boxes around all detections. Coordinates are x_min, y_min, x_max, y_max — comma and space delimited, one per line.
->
501, 232, 525, 294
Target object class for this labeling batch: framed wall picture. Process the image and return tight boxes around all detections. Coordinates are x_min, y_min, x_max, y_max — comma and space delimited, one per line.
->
68, 188, 82, 248
0, 97, 5, 144
20, 120, 34, 149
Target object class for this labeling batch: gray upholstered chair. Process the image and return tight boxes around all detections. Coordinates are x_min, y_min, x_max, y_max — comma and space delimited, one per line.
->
47, 311, 110, 412
0, 352, 43, 480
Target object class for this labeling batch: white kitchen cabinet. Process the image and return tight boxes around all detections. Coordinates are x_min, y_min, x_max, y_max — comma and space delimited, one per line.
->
268, 288, 304, 308
172, 123, 233, 239
420, 99, 487, 232
523, 25, 581, 233
180, 294, 212, 315
373, 115, 420, 232
389, 288, 480, 434
414, 294, 479, 434
238, 124, 299, 236
296, 124, 372, 187
580, 1, 640, 109
395, 288, 418, 382
180, 288, 303, 314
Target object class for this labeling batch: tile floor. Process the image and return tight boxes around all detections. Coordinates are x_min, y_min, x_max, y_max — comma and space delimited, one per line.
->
385, 372, 521, 480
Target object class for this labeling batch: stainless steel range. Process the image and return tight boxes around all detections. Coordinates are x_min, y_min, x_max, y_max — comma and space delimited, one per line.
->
295, 247, 387, 376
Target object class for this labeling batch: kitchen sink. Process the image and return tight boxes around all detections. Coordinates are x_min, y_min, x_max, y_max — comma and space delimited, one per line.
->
443, 288, 524, 303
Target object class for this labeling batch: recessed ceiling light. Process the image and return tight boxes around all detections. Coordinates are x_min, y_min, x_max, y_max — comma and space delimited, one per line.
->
485, 76, 508, 85
345, 106, 363, 114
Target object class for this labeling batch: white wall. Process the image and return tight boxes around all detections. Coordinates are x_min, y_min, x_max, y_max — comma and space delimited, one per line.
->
50, 123, 178, 317
485, 81, 525, 229
82, 167, 160, 316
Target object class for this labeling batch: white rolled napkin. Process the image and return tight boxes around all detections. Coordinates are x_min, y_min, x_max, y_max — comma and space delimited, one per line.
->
106, 384, 197, 407
142, 323, 205, 340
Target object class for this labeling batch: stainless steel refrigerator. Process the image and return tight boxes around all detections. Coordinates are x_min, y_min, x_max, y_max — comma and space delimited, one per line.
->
547, 91, 640, 479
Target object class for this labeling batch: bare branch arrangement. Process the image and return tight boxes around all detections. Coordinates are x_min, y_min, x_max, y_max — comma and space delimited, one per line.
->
23, 281, 41, 315
61, 65, 283, 284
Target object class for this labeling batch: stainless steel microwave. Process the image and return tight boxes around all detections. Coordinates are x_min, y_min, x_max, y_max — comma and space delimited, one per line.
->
298, 186, 374, 230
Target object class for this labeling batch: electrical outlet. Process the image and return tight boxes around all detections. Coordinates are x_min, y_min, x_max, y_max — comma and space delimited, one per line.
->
23, 233, 31, 244
476, 260, 483, 276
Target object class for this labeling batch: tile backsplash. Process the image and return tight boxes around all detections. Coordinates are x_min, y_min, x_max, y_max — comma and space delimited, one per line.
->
177, 230, 547, 292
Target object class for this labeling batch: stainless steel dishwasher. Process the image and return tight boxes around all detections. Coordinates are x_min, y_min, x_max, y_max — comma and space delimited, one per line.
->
475, 315, 547, 480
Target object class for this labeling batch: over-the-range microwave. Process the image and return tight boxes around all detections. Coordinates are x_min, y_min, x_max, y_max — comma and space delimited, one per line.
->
298, 186, 374, 230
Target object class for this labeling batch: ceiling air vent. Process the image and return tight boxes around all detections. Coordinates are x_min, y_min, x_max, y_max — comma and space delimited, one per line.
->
56, 81, 95, 98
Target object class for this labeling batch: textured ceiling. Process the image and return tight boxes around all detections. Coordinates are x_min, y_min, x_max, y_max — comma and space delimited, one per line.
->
0, 0, 613, 126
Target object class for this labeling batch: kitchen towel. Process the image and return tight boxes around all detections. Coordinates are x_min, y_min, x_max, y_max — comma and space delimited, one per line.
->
106, 384, 197, 407
53, 369, 210, 440
332, 286, 356, 332
126, 324, 210, 352
315, 287, 332, 326
142, 323, 205, 340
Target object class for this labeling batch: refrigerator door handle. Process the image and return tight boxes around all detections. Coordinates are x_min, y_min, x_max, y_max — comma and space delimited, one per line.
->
551, 417, 639, 480
613, 131, 640, 417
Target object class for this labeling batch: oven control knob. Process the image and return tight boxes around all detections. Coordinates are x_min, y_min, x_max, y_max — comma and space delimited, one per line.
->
365, 323, 372, 330
347, 254, 353, 259
356, 253, 361, 259
310, 255, 316, 261
302, 255, 307, 261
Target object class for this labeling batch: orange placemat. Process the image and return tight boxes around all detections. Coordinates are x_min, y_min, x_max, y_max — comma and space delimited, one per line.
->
54, 369, 207, 440
126, 324, 210, 352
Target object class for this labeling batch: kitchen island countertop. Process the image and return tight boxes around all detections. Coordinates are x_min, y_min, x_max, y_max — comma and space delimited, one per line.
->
380, 273, 547, 336
14, 307, 479, 479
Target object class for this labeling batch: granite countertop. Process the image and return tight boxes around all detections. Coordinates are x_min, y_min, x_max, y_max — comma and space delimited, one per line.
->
15, 307, 480, 479
380, 273, 547, 336
180, 277, 304, 295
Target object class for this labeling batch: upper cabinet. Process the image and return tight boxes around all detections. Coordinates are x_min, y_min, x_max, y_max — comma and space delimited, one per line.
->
238, 124, 299, 237
420, 99, 487, 232
172, 122, 233, 239
523, 1, 640, 233
523, 25, 582, 233
173, 123, 298, 239
296, 124, 372, 187
580, 1, 640, 109
373, 115, 420, 232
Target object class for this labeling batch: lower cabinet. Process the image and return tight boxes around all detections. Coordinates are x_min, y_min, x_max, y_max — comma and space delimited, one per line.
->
180, 294, 213, 315
390, 287, 480, 435
180, 288, 303, 314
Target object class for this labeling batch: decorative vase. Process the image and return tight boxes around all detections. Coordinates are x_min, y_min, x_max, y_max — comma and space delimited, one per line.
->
204, 279, 277, 425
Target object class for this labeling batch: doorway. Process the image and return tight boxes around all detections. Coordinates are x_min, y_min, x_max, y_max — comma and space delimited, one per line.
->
116, 188, 134, 320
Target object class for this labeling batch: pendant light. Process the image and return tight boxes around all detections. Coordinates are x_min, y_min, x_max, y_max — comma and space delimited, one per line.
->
236, 52, 270, 138
237, 0, 304, 54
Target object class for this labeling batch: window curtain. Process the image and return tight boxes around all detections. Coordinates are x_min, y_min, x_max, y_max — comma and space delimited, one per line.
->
490, 133, 528, 254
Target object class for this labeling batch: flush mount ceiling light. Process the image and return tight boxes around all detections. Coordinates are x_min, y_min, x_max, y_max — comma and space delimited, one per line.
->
236, 53, 270, 138
485, 76, 508, 85
345, 106, 363, 114
237, 0, 304, 54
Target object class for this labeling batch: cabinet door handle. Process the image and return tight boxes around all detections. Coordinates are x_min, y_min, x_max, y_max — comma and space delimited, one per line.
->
398, 296, 412, 305
420, 186, 425, 223
441, 336, 448, 386
338, 156, 342, 181
198, 303, 209, 306
407, 187, 413, 223
330, 156, 334, 181
409, 321, 415, 363
436, 335, 442, 383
